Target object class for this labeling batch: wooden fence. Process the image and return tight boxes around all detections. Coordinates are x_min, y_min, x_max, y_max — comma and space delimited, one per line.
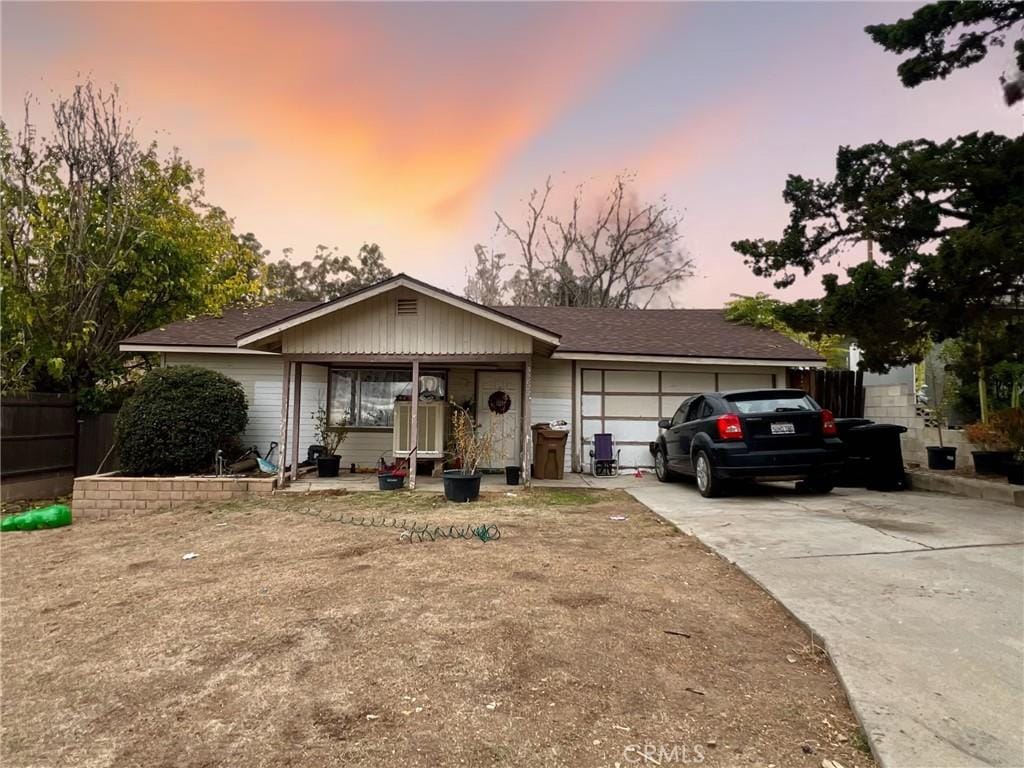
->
76, 411, 120, 476
1, 394, 119, 502
787, 369, 865, 418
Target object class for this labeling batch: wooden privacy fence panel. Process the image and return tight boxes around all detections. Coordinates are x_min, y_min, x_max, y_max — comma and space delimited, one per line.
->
786, 369, 865, 418
1, 393, 77, 480
76, 412, 120, 476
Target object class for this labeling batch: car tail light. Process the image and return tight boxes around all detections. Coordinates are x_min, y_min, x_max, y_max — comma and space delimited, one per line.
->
821, 409, 837, 436
717, 413, 744, 441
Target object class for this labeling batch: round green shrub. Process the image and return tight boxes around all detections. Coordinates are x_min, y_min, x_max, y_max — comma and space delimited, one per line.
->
116, 366, 248, 475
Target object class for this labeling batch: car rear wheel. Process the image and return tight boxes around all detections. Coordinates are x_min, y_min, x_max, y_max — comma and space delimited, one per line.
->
654, 447, 679, 483
798, 478, 835, 494
694, 450, 723, 498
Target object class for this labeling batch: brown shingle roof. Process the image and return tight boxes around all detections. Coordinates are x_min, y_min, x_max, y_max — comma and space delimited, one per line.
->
498, 306, 823, 362
121, 291, 822, 363
121, 301, 319, 348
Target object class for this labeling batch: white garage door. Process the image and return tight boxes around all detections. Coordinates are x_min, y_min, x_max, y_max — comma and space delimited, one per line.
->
581, 368, 777, 468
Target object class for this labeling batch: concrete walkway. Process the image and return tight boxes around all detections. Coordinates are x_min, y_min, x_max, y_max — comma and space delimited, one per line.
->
629, 483, 1024, 768
280, 470, 650, 494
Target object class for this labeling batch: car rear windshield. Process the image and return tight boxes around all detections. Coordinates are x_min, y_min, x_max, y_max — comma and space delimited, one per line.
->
728, 394, 817, 414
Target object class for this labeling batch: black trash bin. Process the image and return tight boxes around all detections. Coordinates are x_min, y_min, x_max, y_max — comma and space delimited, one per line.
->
834, 418, 874, 487
847, 423, 907, 491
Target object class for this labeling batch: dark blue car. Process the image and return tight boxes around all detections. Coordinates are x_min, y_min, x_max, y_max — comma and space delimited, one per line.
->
652, 389, 843, 497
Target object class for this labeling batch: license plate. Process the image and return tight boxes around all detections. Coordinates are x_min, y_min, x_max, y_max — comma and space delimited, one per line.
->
770, 422, 795, 435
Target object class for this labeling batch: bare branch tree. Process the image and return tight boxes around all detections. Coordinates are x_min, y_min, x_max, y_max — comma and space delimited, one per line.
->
480, 173, 693, 307
493, 177, 552, 305
463, 244, 506, 306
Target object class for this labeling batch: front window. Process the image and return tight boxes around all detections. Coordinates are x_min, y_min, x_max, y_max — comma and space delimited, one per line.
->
329, 369, 446, 428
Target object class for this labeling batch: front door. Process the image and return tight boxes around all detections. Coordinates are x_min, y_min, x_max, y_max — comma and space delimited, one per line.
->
476, 371, 522, 469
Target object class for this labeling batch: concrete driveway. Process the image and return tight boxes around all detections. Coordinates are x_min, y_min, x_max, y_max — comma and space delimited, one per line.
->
629, 482, 1024, 768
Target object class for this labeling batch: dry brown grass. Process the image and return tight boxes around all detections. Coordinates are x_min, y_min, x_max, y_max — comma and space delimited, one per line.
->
1, 489, 873, 767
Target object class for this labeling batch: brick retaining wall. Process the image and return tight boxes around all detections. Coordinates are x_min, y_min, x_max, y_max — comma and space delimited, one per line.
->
72, 473, 277, 518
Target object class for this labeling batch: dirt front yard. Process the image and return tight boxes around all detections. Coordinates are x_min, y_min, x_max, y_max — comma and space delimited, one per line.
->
1, 489, 873, 767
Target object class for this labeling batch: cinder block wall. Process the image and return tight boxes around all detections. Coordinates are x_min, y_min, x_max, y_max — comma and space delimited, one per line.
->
863, 384, 977, 470
72, 474, 276, 519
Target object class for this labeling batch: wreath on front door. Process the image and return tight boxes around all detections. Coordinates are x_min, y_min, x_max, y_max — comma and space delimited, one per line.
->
487, 390, 512, 415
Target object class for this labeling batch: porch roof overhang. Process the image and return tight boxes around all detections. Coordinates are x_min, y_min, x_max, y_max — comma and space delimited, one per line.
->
235, 274, 561, 350
119, 343, 277, 355
275, 352, 532, 364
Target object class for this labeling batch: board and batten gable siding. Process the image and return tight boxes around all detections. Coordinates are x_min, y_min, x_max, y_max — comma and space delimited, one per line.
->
530, 356, 574, 475
281, 287, 534, 356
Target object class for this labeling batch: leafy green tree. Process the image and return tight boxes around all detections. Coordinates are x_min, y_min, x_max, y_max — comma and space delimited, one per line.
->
732, 132, 1024, 373
724, 293, 848, 368
262, 242, 392, 302
866, 1, 1024, 105
1, 82, 262, 401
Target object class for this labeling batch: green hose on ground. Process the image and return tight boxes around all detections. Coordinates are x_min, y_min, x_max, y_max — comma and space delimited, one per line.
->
0, 504, 72, 532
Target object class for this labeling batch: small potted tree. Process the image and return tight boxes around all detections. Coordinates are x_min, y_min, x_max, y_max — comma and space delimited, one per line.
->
442, 401, 497, 503
312, 405, 347, 477
925, 368, 957, 470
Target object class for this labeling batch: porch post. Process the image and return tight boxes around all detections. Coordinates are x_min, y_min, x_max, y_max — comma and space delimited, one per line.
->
290, 362, 303, 481
278, 359, 291, 488
409, 359, 419, 490
522, 356, 532, 488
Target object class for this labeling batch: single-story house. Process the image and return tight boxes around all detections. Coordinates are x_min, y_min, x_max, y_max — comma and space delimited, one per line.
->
120, 273, 824, 486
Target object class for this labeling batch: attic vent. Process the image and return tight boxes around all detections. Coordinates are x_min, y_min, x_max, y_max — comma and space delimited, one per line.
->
396, 298, 418, 316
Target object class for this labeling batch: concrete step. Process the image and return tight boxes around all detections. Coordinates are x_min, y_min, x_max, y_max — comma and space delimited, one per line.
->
906, 468, 1024, 508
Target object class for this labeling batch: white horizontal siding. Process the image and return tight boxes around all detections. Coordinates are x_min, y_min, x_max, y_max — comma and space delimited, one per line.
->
162, 354, 490, 470
530, 356, 573, 474
163, 354, 400, 468
165, 353, 291, 459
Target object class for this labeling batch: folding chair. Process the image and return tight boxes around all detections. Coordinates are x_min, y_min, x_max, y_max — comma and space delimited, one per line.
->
589, 433, 621, 477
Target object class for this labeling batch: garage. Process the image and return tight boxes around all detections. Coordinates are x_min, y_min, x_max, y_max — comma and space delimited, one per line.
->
580, 366, 778, 468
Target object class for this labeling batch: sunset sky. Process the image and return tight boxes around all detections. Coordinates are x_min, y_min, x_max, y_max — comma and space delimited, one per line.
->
3, 2, 1020, 307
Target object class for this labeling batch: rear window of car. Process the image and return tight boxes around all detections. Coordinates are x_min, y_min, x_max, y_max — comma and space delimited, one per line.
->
728, 394, 817, 414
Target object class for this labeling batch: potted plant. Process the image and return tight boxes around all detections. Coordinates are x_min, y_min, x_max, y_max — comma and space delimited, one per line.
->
442, 401, 497, 503
964, 419, 1013, 475
312, 405, 347, 477
994, 408, 1024, 485
377, 457, 408, 490
924, 368, 957, 470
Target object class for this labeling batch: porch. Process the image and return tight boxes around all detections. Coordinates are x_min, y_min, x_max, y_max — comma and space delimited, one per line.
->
276, 355, 541, 490
278, 469, 653, 494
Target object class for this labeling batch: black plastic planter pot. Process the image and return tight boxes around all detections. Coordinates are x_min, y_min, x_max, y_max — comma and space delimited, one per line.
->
971, 450, 1013, 476
926, 446, 956, 470
442, 470, 482, 503
505, 465, 521, 486
1005, 461, 1024, 486
378, 472, 406, 490
317, 455, 341, 478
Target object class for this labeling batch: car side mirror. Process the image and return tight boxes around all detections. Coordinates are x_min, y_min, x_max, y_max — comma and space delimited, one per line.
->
657, 418, 671, 430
